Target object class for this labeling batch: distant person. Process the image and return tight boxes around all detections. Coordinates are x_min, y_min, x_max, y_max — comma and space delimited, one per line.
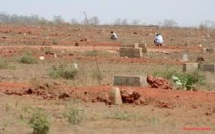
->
154, 33, 164, 46
110, 31, 117, 40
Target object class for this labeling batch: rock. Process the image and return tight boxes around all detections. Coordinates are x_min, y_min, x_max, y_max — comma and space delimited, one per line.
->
96, 92, 111, 104
75, 42, 79, 46
196, 57, 205, 62
25, 88, 35, 94
109, 87, 122, 105
120, 89, 141, 103
134, 98, 148, 105
45, 51, 54, 55
182, 53, 189, 61
58, 92, 70, 99
39, 56, 45, 60
146, 75, 172, 89
155, 100, 174, 109
80, 38, 89, 42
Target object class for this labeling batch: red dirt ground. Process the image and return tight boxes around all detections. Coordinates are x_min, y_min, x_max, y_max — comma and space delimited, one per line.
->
0, 24, 213, 107
1, 24, 215, 133
0, 81, 215, 110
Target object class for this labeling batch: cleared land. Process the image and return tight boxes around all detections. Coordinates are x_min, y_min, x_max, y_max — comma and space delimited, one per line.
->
0, 24, 215, 134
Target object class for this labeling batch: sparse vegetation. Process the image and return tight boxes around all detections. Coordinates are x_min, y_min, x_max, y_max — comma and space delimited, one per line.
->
0, 18, 215, 134
153, 70, 206, 90
106, 110, 140, 120
0, 121, 8, 134
49, 64, 78, 80
17, 53, 37, 64
153, 69, 177, 79
82, 50, 112, 57
29, 110, 50, 134
172, 71, 205, 90
0, 58, 15, 69
64, 105, 86, 125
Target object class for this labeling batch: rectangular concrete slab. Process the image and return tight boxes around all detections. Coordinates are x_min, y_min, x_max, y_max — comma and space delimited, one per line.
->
119, 47, 143, 58
183, 63, 199, 72
199, 64, 215, 72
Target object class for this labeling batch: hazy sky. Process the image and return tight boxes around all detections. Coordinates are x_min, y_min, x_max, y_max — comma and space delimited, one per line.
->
0, 0, 214, 26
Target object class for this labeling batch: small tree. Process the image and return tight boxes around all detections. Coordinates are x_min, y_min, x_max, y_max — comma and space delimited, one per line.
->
113, 18, 128, 25
199, 20, 215, 30
121, 19, 128, 25
70, 18, 79, 25
88, 16, 99, 25
162, 19, 178, 28
114, 18, 122, 25
132, 19, 140, 25
53, 15, 65, 25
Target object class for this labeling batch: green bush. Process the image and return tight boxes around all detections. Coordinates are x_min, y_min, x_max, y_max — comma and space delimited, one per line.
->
49, 64, 78, 80
29, 111, 50, 134
172, 72, 205, 90
153, 70, 205, 90
18, 53, 37, 64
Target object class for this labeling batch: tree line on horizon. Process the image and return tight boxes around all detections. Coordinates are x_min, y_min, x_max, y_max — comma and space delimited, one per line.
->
0, 12, 214, 29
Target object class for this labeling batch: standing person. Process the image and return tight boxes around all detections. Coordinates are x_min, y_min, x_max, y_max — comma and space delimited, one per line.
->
110, 31, 118, 40
154, 33, 164, 46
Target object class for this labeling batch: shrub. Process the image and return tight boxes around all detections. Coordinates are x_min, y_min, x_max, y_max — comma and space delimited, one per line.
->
29, 111, 50, 134
18, 53, 37, 64
153, 70, 205, 90
65, 107, 85, 125
49, 64, 78, 80
172, 72, 205, 90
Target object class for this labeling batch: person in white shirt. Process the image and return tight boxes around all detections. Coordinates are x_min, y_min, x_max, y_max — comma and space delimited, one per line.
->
154, 33, 164, 46
110, 31, 118, 40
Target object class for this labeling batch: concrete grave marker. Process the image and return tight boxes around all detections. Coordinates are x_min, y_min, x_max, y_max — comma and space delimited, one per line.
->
109, 87, 122, 105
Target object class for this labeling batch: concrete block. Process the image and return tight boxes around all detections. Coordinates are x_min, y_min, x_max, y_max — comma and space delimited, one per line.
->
139, 42, 147, 48
199, 64, 215, 72
131, 43, 139, 48
119, 47, 130, 57
133, 48, 143, 58
142, 47, 148, 53
113, 75, 147, 86
183, 63, 199, 72
182, 53, 189, 61
133, 48, 142, 52
119, 47, 143, 58
109, 87, 122, 105
139, 42, 148, 53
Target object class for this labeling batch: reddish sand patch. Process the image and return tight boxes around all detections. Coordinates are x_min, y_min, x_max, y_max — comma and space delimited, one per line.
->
0, 82, 215, 111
